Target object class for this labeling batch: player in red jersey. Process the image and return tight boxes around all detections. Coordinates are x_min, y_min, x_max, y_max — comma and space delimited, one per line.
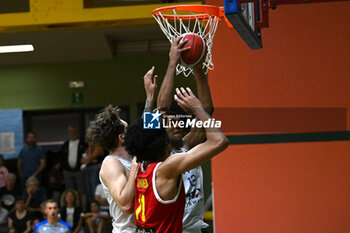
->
123, 87, 228, 233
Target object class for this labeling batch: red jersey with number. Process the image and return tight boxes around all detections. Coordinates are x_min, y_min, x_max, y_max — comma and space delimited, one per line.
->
135, 162, 185, 233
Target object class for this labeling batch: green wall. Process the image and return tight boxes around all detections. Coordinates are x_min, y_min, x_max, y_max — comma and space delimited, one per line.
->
0, 52, 212, 200
0, 52, 196, 120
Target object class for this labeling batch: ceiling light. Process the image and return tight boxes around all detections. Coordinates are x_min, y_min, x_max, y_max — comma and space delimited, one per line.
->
0, 44, 34, 53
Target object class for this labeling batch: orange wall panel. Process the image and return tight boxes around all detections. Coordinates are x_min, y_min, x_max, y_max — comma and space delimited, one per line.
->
213, 142, 350, 233
207, 1, 350, 110
205, 0, 350, 232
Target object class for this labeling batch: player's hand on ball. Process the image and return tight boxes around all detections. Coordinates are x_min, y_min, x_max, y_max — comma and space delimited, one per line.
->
169, 36, 190, 65
174, 87, 203, 115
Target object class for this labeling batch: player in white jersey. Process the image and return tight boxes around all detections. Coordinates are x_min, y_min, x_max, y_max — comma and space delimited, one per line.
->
170, 148, 207, 232
86, 67, 158, 233
157, 37, 214, 233
86, 106, 138, 233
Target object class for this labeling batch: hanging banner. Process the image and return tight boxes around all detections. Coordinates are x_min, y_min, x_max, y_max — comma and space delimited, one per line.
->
0, 109, 23, 159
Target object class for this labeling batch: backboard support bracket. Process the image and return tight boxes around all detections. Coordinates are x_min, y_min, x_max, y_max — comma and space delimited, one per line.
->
225, 12, 262, 49
225, 0, 350, 49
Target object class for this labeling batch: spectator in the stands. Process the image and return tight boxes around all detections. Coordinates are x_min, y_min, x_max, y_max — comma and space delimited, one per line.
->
17, 132, 46, 191
59, 126, 88, 211
0, 202, 9, 232
47, 160, 64, 205
59, 189, 84, 233
34, 199, 71, 233
8, 196, 32, 233
24, 177, 46, 218
84, 201, 109, 233
29, 218, 41, 233
81, 141, 105, 203
94, 184, 108, 212
0, 173, 21, 212
0, 154, 8, 189
36, 202, 46, 221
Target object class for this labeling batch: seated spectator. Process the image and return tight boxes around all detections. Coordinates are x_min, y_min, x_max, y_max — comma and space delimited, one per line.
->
0, 173, 21, 212
35, 202, 46, 221
0, 154, 8, 189
34, 199, 71, 233
29, 218, 41, 233
84, 201, 109, 233
24, 177, 46, 218
8, 196, 32, 233
94, 184, 108, 212
0, 203, 9, 232
60, 189, 83, 233
47, 160, 64, 205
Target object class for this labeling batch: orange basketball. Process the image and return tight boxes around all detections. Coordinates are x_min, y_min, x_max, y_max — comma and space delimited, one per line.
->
180, 33, 206, 67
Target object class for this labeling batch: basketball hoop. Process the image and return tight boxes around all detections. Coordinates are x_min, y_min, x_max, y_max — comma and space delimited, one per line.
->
152, 5, 225, 77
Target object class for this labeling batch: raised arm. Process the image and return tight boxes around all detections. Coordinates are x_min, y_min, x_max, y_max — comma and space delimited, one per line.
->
100, 157, 138, 213
157, 36, 190, 111
183, 64, 214, 150
143, 66, 158, 112
193, 65, 213, 115
158, 87, 228, 179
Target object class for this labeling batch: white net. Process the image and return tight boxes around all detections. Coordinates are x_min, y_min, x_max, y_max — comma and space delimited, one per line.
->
153, 9, 219, 77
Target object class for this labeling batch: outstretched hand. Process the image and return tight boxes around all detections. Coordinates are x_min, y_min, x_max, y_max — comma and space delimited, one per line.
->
174, 87, 203, 115
144, 66, 158, 101
169, 36, 191, 65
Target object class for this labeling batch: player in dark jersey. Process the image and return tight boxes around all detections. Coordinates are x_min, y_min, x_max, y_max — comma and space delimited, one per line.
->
124, 87, 228, 233
157, 36, 214, 233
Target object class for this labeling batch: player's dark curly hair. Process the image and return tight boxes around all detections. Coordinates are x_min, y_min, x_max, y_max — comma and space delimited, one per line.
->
123, 119, 170, 163
86, 105, 125, 151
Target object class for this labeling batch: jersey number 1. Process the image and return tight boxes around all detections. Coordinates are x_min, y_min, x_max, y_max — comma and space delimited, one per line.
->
136, 194, 146, 222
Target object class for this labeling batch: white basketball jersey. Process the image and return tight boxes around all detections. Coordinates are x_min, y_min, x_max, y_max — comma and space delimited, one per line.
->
99, 155, 136, 233
171, 148, 209, 233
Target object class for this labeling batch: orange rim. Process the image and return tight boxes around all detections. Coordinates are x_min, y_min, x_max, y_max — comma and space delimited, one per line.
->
152, 5, 225, 21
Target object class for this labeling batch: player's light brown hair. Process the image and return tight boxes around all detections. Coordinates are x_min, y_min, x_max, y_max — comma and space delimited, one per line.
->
86, 105, 125, 151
